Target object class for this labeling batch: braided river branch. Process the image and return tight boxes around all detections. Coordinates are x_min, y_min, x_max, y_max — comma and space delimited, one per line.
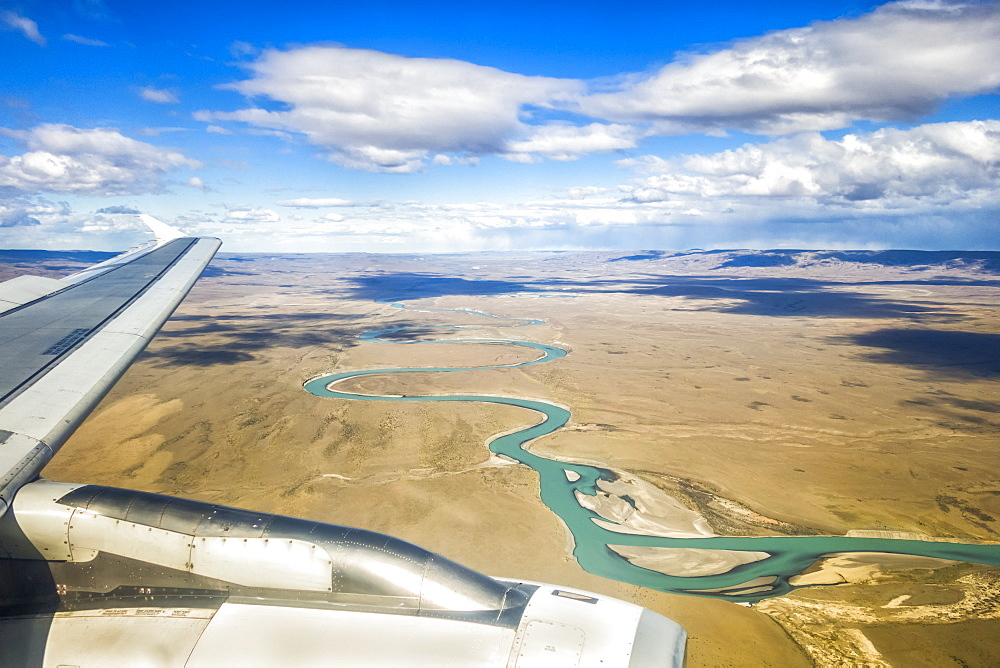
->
303, 301, 1000, 603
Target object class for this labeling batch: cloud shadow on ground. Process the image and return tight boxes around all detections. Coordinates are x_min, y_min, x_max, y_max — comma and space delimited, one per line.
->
349, 272, 534, 301
841, 329, 1000, 379
142, 312, 363, 367
343, 272, 965, 321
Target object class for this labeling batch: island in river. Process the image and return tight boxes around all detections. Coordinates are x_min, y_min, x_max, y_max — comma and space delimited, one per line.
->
9, 247, 997, 666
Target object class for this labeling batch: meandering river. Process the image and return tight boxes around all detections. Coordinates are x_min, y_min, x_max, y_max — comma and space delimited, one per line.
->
304, 300, 1000, 602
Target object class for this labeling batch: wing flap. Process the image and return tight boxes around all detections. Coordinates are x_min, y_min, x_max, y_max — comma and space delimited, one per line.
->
0, 432, 51, 517
0, 276, 71, 315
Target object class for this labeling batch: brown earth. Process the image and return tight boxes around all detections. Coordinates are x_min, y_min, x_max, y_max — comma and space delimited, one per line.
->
19, 248, 1000, 666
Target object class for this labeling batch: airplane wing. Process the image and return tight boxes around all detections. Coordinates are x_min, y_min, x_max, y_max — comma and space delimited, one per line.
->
0, 221, 686, 667
0, 220, 221, 517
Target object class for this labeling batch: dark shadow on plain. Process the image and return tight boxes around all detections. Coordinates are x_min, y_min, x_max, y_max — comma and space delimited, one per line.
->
350, 273, 534, 301
843, 329, 1000, 378
199, 265, 257, 278
141, 348, 256, 366
168, 313, 353, 324
608, 251, 671, 262
631, 277, 957, 319
894, 393, 1000, 430
143, 313, 364, 367
343, 272, 962, 320
370, 327, 461, 342
717, 252, 798, 268
942, 397, 1000, 413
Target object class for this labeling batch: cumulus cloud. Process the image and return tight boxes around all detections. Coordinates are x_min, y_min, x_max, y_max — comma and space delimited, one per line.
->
195, 3, 1000, 173
187, 176, 206, 190
567, 186, 614, 199
95, 205, 141, 214
62, 34, 107, 47
199, 45, 582, 171
0, 207, 41, 227
504, 123, 639, 161
0, 196, 176, 250
620, 120, 1000, 209
196, 119, 997, 251
224, 208, 280, 223
326, 146, 427, 173
2, 11, 45, 46
577, 1, 1000, 134
0, 123, 200, 195
138, 127, 188, 137
276, 197, 356, 208
139, 87, 179, 104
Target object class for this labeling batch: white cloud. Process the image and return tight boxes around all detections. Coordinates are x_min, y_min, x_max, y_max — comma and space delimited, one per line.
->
0, 202, 42, 227
138, 127, 188, 136
325, 146, 427, 174
95, 205, 141, 214
2, 11, 45, 46
276, 197, 356, 208
0, 197, 164, 251
62, 34, 108, 47
139, 87, 179, 104
194, 3, 1000, 174
224, 208, 280, 223
577, 1, 1000, 135
620, 120, 1000, 211
205, 125, 232, 135
431, 153, 479, 166
230, 40, 259, 58
187, 176, 206, 189
199, 45, 582, 171
0, 123, 200, 195
504, 123, 639, 161
567, 186, 613, 200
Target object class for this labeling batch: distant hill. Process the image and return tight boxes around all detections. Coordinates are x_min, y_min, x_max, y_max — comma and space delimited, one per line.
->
609, 249, 999, 269
2, 248, 999, 284
604, 249, 1000, 277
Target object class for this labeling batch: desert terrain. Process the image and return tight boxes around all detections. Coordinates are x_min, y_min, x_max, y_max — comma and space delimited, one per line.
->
4, 247, 998, 666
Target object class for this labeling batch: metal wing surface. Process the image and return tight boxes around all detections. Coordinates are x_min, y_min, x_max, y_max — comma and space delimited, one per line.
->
0, 222, 686, 667
0, 225, 220, 516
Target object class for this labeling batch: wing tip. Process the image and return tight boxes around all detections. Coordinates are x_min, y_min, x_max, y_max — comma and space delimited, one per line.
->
139, 214, 188, 241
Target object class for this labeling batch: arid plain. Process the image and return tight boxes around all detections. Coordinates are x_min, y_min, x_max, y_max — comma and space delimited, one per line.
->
6, 247, 998, 666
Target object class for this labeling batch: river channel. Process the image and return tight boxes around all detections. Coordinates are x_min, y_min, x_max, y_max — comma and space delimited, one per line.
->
303, 301, 1000, 603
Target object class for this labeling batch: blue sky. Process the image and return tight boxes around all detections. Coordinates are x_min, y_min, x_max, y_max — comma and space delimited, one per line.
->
1, 0, 998, 252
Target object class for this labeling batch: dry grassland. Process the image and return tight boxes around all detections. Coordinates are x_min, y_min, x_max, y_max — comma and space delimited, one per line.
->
22, 249, 1000, 666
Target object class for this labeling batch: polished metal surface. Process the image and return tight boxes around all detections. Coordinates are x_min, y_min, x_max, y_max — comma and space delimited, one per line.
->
3, 480, 529, 623
0, 237, 196, 407
0, 480, 694, 666
0, 236, 220, 519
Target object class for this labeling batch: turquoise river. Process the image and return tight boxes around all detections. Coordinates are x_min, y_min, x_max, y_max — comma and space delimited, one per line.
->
303, 300, 1000, 603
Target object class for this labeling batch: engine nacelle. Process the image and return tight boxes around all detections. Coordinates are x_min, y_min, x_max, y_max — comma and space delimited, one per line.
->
0, 479, 686, 666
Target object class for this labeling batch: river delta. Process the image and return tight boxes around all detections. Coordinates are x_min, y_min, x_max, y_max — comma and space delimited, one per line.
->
15, 248, 999, 666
